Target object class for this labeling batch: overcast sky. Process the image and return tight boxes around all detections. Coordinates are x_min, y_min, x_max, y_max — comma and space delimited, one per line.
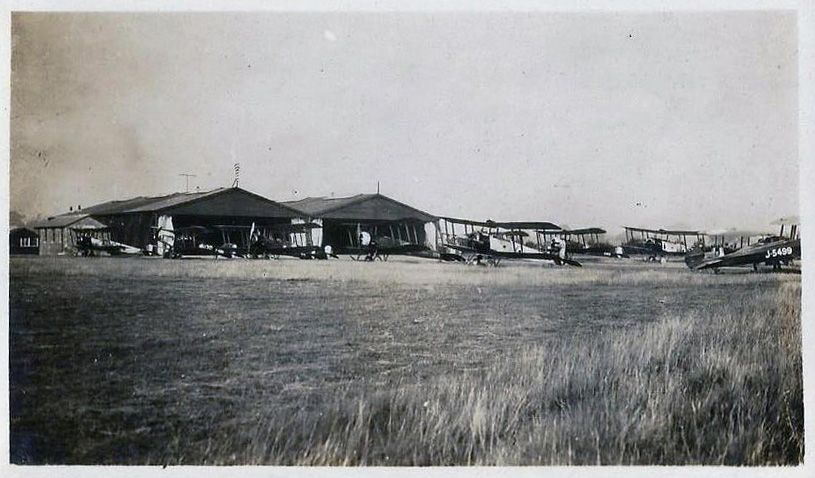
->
10, 11, 798, 232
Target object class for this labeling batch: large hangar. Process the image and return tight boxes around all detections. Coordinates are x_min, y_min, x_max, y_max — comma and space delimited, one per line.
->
34, 187, 303, 255
283, 193, 437, 252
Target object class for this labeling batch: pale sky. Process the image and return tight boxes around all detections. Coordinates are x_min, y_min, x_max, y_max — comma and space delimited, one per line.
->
10, 11, 798, 232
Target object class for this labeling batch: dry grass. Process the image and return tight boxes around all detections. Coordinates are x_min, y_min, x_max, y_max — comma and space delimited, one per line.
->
12, 255, 797, 288
179, 283, 802, 465
9, 257, 802, 465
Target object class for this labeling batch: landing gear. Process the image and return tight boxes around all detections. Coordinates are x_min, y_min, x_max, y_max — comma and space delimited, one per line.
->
465, 254, 498, 266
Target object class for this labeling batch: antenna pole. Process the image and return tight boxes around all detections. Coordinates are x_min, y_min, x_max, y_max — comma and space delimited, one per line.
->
377, 181, 380, 194
232, 163, 241, 188
179, 173, 197, 192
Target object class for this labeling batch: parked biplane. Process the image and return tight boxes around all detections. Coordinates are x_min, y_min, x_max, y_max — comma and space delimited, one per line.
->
685, 217, 801, 272
703, 228, 773, 256
74, 235, 143, 256
153, 222, 328, 259
622, 226, 706, 259
318, 221, 431, 261
437, 217, 581, 266
154, 225, 240, 258
537, 227, 626, 258
345, 236, 429, 261
249, 222, 336, 259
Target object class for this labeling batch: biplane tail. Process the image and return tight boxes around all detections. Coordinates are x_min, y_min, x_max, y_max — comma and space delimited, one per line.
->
683, 249, 707, 270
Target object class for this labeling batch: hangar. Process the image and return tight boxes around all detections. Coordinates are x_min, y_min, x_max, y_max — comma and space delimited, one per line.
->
33, 187, 303, 255
283, 193, 437, 253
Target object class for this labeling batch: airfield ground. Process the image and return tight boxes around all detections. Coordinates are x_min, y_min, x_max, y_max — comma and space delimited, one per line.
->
8, 255, 803, 465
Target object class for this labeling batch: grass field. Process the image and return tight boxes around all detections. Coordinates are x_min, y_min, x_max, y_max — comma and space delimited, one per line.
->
8, 255, 803, 465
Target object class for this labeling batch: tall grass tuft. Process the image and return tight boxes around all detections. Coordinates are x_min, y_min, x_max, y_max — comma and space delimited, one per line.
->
197, 282, 803, 465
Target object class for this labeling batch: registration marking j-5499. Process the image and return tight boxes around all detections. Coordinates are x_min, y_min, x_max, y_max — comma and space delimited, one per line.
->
765, 246, 794, 259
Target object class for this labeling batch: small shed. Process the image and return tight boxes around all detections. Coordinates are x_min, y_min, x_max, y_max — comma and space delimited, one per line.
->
31, 215, 110, 256
9, 227, 40, 255
283, 193, 437, 251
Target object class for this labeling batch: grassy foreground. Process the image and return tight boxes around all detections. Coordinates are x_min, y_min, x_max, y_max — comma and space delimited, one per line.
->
9, 257, 803, 465
183, 282, 802, 465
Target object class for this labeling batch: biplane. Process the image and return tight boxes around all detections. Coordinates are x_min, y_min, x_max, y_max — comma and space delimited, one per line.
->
154, 222, 329, 259
320, 221, 431, 261
345, 237, 429, 261
74, 235, 143, 256
437, 217, 581, 266
703, 228, 772, 256
685, 217, 801, 272
622, 226, 706, 259
248, 222, 334, 259
156, 225, 240, 258
536, 227, 626, 258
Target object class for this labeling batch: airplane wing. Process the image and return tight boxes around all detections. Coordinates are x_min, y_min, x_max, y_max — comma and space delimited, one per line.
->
444, 243, 482, 254
493, 221, 560, 230
169, 225, 211, 234
262, 245, 323, 257
445, 244, 581, 266
441, 217, 561, 230
492, 250, 582, 266
561, 227, 607, 235
338, 244, 429, 255
625, 226, 702, 235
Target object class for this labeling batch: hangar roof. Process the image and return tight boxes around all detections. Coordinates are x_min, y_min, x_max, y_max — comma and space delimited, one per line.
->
283, 194, 436, 223
46, 188, 303, 219
31, 214, 108, 229
76, 189, 225, 215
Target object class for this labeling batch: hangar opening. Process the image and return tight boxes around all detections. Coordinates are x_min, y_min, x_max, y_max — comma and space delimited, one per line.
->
283, 193, 437, 253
